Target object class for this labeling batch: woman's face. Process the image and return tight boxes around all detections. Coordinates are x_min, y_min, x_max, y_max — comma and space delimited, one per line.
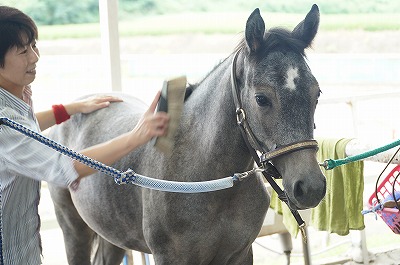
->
0, 36, 40, 95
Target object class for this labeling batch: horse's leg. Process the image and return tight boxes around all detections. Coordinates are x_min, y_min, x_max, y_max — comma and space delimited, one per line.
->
91, 235, 126, 265
48, 185, 94, 265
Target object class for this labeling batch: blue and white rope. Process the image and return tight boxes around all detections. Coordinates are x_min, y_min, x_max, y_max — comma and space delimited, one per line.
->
122, 169, 237, 193
0, 117, 242, 193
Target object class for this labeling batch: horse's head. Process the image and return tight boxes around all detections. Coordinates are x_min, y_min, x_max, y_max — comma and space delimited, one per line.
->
235, 4, 325, 210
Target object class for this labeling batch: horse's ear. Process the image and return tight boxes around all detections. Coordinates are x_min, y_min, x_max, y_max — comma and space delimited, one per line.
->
245, 8, 265, 53
291, 4, 320, 49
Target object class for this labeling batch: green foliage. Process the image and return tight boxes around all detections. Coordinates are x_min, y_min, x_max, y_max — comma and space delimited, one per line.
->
37, 12, 400, 40
2, 0, 99, 25
119, 0, 157, 16
2, 0, 400, 25
27, 0, 99, 25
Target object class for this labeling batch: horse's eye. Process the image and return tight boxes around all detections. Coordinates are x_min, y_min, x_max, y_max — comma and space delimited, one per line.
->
255, 95, 271, 107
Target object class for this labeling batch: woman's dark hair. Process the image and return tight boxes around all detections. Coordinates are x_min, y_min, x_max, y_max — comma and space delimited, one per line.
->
0, 6, 38, 67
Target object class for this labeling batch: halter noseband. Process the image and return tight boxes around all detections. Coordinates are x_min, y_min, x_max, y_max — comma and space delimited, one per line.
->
230, 49, 318, 235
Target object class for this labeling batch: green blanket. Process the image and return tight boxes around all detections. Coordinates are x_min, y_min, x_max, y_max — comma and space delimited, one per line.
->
270, 138, 365, 237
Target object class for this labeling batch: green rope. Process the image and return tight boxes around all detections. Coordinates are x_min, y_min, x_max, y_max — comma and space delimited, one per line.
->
321, 139, 400, 170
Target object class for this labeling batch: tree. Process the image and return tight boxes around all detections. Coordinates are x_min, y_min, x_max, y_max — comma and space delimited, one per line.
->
25, 0, 99, 25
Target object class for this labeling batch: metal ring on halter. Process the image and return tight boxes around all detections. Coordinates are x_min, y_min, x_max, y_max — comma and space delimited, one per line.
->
234, 167, 264, 181
319, 160, 329, 170
236, 108, 245, 125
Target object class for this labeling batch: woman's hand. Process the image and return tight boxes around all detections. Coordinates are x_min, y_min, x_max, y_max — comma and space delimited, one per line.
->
66, 95, 123, 115
75, 92, 169, 178
129, 91, 169, 147
37, 95, 123, 131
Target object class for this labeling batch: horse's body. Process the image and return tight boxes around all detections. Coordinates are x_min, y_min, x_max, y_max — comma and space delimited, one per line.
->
48, 5, 325, 265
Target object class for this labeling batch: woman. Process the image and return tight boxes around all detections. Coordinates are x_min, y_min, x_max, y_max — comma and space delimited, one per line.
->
0, 5, 169, 264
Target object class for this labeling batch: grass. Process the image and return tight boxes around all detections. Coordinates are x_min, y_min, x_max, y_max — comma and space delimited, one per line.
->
37, 12, 400, 40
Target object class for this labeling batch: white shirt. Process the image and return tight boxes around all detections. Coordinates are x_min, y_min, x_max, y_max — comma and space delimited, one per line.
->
0, 87, 78, 265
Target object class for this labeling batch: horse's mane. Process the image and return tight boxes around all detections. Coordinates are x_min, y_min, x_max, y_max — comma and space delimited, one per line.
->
234, 27, 308, 57
185, 56, 230, 100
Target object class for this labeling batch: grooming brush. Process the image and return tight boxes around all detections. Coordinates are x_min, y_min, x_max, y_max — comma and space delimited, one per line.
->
153, 76, 187, 154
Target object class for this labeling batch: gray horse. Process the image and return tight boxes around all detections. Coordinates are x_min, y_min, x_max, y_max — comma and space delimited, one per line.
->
48, 5, 325, 265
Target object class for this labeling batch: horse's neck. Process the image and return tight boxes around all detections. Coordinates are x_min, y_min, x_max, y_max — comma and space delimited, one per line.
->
184, 60, 234, 135
176, 58, 254, 175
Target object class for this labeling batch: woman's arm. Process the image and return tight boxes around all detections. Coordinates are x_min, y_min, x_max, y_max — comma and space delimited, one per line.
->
74, 91, 169, 179
36, 95, 123, 131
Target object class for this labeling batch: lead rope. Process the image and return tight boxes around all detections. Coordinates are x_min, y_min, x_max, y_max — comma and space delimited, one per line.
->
0, 117, 248, 193
321, 139, 400, 217
320, 139, 400, 170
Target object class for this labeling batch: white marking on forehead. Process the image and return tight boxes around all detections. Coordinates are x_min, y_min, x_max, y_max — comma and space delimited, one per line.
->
285, 67, 299, 91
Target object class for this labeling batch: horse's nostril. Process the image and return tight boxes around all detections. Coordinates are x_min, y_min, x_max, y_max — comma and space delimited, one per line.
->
294, 181, 305, 198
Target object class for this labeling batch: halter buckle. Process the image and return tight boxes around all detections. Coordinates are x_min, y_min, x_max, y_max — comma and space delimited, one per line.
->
236, 108, 246, 125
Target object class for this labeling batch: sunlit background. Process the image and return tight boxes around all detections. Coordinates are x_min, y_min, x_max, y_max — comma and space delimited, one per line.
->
2, 0, 400, 264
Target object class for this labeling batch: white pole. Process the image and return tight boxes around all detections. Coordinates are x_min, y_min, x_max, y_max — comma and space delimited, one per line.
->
99, 0, 122, 91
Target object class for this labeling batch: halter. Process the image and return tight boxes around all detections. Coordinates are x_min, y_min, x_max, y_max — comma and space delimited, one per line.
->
230, 49, 318, 235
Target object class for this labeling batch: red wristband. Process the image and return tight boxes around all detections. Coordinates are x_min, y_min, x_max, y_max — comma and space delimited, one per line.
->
52, 104, 70, 124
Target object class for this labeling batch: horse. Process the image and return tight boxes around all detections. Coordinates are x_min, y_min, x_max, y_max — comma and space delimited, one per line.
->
47, 4, 325, 265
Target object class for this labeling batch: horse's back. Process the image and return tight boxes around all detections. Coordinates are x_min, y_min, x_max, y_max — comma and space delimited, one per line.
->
50, 92, 147, 148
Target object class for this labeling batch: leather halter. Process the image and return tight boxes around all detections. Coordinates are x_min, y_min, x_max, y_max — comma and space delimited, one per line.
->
230, 49, 318, 232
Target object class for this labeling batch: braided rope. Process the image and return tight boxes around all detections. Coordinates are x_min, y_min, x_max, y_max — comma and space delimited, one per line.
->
0, 117, 239, 193
321, 139, 400, 170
